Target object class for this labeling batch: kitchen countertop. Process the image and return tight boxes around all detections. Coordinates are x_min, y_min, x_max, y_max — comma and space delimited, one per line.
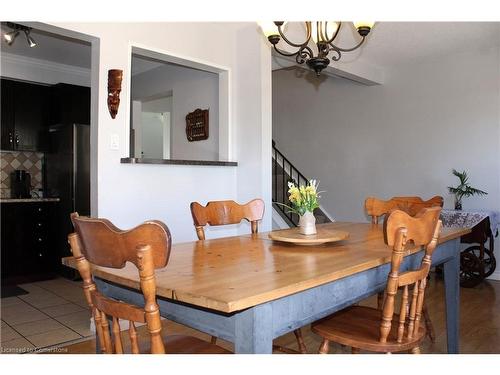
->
0, 197, 61, 203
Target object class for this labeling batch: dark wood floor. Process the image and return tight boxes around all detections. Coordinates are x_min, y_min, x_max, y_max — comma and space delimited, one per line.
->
63, 273, 500, 354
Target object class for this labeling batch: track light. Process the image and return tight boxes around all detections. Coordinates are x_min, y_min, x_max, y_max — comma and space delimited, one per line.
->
3, 22, 37, 48
24, 29, 37, 47
4, 30, 19, 45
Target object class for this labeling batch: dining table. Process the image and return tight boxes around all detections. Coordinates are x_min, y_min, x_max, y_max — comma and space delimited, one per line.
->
62, 221, 470, 354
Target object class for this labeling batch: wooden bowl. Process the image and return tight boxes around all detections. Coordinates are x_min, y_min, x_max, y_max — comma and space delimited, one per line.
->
268, 227, 349, 246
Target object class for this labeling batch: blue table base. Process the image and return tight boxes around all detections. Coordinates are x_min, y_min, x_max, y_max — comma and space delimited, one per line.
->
95, 238, 460, 354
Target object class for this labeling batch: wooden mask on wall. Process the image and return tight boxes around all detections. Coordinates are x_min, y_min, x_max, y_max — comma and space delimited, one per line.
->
107, 69, 123, 119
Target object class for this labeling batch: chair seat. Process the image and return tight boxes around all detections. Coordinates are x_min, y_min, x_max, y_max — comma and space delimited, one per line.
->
311, 306, 425, 353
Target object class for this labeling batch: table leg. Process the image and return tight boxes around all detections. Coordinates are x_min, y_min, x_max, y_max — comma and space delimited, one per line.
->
234, 304, 273, 354
443, 239, 460, 354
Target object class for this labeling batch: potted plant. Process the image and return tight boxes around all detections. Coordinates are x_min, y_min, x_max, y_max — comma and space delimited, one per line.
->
281, 179, 322, 235
447, 169, 487, 210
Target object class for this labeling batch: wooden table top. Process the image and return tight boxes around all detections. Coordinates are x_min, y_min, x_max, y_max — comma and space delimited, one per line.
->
63, 222, 470, 313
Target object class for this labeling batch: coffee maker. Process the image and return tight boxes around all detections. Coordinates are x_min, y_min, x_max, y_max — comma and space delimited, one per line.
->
11, 170, 31, 198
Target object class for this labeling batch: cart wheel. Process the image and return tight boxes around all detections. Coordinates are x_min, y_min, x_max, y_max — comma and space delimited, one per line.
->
460, 251, 483, 288
463, 246, 497, 278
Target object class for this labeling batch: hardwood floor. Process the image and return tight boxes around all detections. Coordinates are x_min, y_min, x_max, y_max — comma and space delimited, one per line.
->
62, 273, 500, 354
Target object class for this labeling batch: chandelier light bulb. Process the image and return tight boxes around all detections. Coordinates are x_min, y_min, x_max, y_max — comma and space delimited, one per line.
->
311, 22, 340, 44
353, 21, 375, 36
353, 21, 375, 29
258, 21, 278, 38
325, 21, 339, 39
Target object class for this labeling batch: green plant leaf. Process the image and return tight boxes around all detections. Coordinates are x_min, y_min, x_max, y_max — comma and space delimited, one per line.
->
449, 169, 487, 201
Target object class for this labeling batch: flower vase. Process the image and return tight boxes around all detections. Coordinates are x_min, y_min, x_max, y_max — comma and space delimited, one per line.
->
299, 211, 317, 235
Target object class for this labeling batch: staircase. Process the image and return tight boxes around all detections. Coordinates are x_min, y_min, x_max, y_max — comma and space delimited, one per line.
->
272, 140, 332, 228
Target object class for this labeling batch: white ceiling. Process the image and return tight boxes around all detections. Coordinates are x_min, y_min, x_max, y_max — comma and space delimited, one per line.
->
1, 22, 499, 72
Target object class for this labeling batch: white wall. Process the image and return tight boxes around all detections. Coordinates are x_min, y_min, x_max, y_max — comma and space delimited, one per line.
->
273, 45, 500, 223
141, 97, 172, 158
42, 22, 272, 243
142, 96, 172, 113
131, 63, 219, 160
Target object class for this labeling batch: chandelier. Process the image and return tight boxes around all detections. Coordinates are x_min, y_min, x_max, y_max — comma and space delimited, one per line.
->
259, 21, 374, 76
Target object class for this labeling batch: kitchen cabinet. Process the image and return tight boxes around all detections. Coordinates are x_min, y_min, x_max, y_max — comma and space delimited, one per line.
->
1, 201, 60, 284
1, 79, 15, 150
50, 83, 91, 125
0, 78, 50, 151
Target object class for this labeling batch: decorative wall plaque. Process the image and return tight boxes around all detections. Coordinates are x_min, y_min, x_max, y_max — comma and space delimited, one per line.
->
186, 108, 209, 141
107, 69, 123, 119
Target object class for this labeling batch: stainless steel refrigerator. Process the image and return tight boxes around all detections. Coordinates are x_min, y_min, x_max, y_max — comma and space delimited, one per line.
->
45, 123, 90, 261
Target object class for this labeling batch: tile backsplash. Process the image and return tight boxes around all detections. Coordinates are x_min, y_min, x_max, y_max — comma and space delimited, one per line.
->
1, 151, 43, 199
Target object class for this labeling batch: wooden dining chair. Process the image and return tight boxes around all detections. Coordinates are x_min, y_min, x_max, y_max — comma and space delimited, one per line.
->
68, 213, 230, 354
365, 196, 444, 225
190, 199, 307, 354
311, 207, 442, 354
365, 195, 443, 342
190, 199, 265, 240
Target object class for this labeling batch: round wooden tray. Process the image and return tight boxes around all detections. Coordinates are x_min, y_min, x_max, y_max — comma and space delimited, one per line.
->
268, 227, 349, 246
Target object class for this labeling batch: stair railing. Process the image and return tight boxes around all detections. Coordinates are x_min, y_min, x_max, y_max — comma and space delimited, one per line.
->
273, 141, 313, 226
272, 141, 333, 227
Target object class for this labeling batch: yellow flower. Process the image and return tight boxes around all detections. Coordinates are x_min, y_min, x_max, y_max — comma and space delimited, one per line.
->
289, 190, 301, 204
305, 185, 316, 194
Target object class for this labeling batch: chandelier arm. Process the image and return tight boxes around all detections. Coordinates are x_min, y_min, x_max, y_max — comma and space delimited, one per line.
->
323, 21, 342, 44
276, 22, 311, 48
329, 36, 366, 52
328, 47, 342, 62
295, 46, 313, 64
272, 44, 303, 58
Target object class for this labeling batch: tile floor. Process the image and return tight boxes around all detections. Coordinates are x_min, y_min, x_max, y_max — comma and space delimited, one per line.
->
1, 277, 94, 353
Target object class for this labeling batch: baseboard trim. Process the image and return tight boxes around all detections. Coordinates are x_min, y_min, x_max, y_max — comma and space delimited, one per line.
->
487, 270, 500, 281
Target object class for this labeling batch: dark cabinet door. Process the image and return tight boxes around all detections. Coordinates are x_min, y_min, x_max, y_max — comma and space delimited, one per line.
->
0, 204, 36, 279
1, 79, 15, 150
1, 202, 59, 284
50, 83, 91, 125
28, 203, 59, 275
1, 203, 17, 279
13, 80, 50, 151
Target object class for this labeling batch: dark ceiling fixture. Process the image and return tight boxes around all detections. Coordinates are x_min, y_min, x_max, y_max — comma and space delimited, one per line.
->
259, 21, 374, 76
3, 22, 37, 48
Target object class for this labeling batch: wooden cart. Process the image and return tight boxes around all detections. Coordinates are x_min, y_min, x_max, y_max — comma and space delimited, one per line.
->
459, 216, 497, 287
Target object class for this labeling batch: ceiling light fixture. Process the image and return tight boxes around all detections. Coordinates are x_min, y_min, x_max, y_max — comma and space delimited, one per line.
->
3, 22, 37, 48
259, 21, 374, 76
4, 30, 19, 45
24, 29, 37, 47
